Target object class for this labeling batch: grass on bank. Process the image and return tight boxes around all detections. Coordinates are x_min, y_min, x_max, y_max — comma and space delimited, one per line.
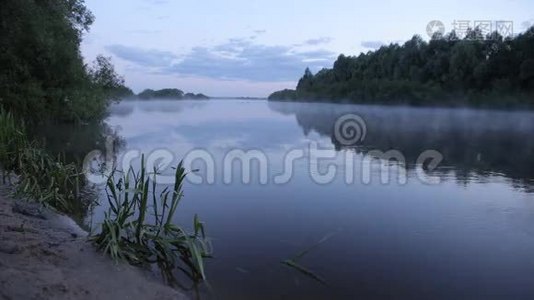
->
0, 109, 211, 283
0, 109, 84, 214
0, 109, 25, 180
91, 157, 212, 283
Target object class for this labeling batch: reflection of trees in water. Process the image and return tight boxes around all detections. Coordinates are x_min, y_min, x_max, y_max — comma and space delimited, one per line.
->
269, 101, 534, 192
29, 121, 125, 165
28, 121, 126, 221
108, 101, 135, 116
108, 99, 209, 117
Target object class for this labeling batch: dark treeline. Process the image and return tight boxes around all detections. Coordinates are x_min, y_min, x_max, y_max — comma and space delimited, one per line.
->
0, 0, 128, 123
136, 88, 209, 100
0, 0, 128, 217
269, 27, 534, 107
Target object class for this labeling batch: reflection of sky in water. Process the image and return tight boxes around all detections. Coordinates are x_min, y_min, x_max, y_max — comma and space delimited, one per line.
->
101, 99, 534, 299
107, 100, 534, 189
109, 100, 308, 150
108, 100, 335, 183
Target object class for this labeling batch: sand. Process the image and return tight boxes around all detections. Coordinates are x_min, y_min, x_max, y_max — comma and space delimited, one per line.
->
0, 185, 187, 300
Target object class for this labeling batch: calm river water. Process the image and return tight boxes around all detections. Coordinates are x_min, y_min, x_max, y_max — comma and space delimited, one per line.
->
84, 99, 534, 299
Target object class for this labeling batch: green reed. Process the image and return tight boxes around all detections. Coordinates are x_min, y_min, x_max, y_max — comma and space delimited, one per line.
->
15, 146, 83, 213
0, 108, 84, 214
1, 109, 211, 282
0, 109, 26, 181
91, 156, 211, 283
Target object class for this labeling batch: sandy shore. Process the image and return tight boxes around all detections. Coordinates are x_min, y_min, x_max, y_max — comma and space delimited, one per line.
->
0, 185, 187, 300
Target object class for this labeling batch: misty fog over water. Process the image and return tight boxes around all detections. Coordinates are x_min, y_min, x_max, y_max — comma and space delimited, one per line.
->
83, 99, 534, 298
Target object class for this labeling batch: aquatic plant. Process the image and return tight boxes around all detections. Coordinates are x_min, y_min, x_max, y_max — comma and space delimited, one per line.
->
15, 146, 83, 214
1, 109, 211, 282
91, 157, 211, 283
0, 108, 85, 214
0, 109, 26, 181
281, 233, 335, 285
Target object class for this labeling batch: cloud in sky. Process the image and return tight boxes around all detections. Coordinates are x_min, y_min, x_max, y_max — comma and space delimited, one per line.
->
106, 45, 178, 67
360, 40, 386, 49
302, 37, 333, 46
107, 37, 336, 82
83, 0, 534, 96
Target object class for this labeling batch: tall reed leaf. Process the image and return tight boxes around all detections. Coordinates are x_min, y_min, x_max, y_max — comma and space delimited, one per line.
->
91, 159, 211, 284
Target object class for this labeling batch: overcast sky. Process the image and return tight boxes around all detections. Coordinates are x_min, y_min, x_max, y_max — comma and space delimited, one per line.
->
81, 0, 534, 97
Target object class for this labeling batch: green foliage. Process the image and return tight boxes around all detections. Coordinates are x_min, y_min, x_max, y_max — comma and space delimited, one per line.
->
0, 3, 209, 284
0, 109, 85, 215
2, 108, 211, 281
0, 109, 210, 282
0, 0, 129, 123
137, 89, 209, 100
91, 157, 211, 283
184, 92, 210, 100
15, 146, 83, 214
270, 27, 534, 106
88, 55, 133, 99
520, 59, 534, 84
268, 89, 297, 101
0, 110, 26, 178
138, 89, 185, 99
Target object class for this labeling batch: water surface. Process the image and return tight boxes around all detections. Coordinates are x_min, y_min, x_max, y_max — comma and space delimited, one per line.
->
93, 99, 534, 299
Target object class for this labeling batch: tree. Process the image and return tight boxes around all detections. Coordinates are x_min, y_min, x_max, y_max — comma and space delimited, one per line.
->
520, 59, 534, 89
89, 56, 124, 91
0, 0, 127, 122
268, 26, 534, 106
296, 67, 314, 91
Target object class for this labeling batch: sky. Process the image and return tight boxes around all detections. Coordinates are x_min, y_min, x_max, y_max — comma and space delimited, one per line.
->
81, 0, 534, 97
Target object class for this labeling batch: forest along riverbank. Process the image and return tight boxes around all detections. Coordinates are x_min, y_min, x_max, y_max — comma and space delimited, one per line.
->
0, 185, 186, 300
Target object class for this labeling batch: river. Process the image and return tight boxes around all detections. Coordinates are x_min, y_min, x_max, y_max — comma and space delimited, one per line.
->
73, 99, 534, 298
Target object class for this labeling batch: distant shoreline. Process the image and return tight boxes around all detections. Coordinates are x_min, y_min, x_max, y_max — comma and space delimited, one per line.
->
123, 96, 268, 101
267, 95, 534, 111
268, 27, 534, 110
209, 96, 267, 100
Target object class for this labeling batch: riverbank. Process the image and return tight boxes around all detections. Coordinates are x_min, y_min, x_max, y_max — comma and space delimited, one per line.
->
0, 185, 186, 300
